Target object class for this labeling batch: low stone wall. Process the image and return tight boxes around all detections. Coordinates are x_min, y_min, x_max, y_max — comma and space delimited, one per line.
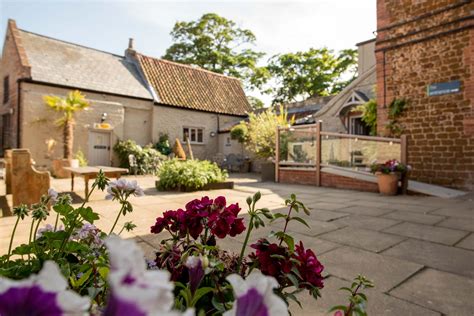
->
278, 168, 379, 193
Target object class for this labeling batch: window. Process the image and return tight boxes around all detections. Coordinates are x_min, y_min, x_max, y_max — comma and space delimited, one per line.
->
183, 127, 204, 144
350, 117, 370, 135
3, 76, 9, 104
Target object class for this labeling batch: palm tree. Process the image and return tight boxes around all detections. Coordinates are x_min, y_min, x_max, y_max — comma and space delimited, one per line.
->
43, 90, 90, 160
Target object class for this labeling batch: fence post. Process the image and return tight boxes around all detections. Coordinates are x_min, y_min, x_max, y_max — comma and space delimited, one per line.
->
316, 121, 322, 187
275, 127, 280, 182
400, 135, 408, 194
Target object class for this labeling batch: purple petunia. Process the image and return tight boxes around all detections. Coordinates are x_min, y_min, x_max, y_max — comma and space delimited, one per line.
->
0, 261, 90, 316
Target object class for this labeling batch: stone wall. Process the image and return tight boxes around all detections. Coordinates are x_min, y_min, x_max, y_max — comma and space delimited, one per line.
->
20, 82, 152, 168
375, 0, 473, 190
152, 104, 244, 160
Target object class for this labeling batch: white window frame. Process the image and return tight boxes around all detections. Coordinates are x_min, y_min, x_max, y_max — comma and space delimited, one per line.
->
183, 126, 204, 144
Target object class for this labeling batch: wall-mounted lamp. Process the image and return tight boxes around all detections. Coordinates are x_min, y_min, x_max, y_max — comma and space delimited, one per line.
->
210, 131, 216, 137
101, 113, 108, 123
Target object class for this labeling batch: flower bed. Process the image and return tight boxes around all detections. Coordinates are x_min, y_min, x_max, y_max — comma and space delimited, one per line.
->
0, 174, 373, 315
156, 159, 229, 191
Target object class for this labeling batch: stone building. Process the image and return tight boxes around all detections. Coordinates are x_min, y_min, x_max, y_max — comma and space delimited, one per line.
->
0, 20, 250, 168
375, 0, 473, 190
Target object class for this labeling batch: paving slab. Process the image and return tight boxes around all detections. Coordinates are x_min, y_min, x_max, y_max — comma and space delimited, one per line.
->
382, 210, 445, 225
431, 207, 474, 219
291, 232, 341, 255
436, 217, 474, 232
332, 214, 401, 231
456, 233, 474, 251
307, 209, 350, 222
290, 276, 441, 316
390, 269, 474, 316
320, 247, 423, 292
319, 227, 406, 252
383, 222, 468, 245
305, 201, 351, 211
382, 238, 474, 278
338, 205, 395, 217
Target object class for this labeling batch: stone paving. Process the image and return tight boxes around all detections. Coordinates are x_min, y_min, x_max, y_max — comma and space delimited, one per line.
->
0, 174, 473, 315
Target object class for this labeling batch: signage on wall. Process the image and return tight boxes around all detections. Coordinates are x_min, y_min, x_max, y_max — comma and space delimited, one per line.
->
93, 123, 112, 130
427, 80, 461, 96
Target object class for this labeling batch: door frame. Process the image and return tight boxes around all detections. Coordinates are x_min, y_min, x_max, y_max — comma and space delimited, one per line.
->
88, 128, 113, 166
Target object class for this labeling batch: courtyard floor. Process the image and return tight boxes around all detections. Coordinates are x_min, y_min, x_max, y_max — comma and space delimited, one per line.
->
0, 173, 473, 315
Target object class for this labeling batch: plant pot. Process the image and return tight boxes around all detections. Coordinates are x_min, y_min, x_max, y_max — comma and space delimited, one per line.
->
261, 161, 275, 182
52, 158, 79, 178
376, 172, 399, 195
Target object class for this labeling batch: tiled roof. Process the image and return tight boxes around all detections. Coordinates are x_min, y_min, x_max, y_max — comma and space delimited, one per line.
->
18, 30, 151, 99
137, 54, 251, 116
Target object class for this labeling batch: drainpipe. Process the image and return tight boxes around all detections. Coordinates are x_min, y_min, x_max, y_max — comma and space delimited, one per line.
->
16, 79, 21, 148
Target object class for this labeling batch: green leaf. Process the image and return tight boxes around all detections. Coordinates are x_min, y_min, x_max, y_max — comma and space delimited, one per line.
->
75, 269, 92, 288
328, 305, 348, 313
287, 273, 299, 287
190, 287, 214, 306
78, 207, 100, 223
290, 216, 310, 228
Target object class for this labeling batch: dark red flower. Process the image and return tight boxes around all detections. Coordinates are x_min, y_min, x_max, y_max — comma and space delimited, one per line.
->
294, 241, 324, 289
250, 239, 292, 279
229, 218, 245, 236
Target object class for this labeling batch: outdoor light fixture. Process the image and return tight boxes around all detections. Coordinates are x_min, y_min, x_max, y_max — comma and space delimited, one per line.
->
289, 128, 295, 131
355, 138, 359, 142
101, 113, 108, 123
389, 141, 393, 146
210, 131, 216, 137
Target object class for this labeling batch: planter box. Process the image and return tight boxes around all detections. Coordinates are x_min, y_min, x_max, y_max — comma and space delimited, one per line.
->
156, 181, 234, 192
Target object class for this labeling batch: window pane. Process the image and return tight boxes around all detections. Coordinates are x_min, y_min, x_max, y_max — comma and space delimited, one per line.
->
191, 129, 196, 142
197, 129, 203, 143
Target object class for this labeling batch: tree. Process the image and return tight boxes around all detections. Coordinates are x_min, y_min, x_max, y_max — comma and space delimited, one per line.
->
266, 48, 357, 104
247, 96, 265, 110
163, 13, 268, 89
231, 106, 294, 159
43, 90, 90, 160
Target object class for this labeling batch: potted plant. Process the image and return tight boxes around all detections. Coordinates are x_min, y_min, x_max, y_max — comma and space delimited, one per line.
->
231, 106, 294, 181
370, 159, 410, 195
44, 90, 90, 178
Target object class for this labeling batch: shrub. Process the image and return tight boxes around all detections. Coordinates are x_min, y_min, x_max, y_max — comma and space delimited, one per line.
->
113, 139, 166, 175
74, 149, 88, 167
156, 159, 228, 191
155, 133, 172, 156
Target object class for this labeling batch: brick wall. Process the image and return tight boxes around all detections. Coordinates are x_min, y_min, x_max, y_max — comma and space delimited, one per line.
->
376, 0, 473, 190
278, 168, 379, 192
0, 20, 31, 151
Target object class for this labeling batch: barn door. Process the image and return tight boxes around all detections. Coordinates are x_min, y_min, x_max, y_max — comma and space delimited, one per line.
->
88, 131, 111, 166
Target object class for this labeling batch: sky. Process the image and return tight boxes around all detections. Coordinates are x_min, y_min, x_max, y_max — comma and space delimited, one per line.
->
0, 0, 377, 105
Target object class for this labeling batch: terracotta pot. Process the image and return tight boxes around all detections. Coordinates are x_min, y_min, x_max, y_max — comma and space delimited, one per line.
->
376, 172, 399, 195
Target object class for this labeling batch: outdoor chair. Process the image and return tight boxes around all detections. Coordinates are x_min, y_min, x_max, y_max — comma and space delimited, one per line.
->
128, 154, 138, 175
222, 154, 245, 172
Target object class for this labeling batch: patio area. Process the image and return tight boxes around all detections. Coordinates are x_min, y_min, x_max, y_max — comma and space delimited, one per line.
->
0, 173, 473, 315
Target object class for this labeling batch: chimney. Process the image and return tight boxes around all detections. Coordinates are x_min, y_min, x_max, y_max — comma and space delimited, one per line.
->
125, 37, 136, 60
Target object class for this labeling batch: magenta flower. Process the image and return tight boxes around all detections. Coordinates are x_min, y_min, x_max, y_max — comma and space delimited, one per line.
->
0, 261, 90, 315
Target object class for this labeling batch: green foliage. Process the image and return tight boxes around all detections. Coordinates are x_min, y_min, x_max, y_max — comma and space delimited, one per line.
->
247, 96, 265, 110
155, 134, 172, 156
329, 275, 374, 316
266, 48, 358, 104
156, 159, 228, 191
43, 90, 90, 126
74, 149, 88, 167
386, 98, 408, 137
230, 106, 294, 159
113, 140, 166, 175
353, 99, 377, 136
162, 13, 268, 90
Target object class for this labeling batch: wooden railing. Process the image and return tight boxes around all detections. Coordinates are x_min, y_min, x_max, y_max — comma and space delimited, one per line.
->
275, 121, 408, 193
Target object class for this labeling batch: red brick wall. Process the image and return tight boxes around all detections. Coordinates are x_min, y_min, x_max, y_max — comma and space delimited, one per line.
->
278, 169, 379, 193
376, 0, 473, 190
0, 20, 31, 152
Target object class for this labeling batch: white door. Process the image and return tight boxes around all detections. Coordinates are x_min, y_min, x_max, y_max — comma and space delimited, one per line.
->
88, 131, 111, 166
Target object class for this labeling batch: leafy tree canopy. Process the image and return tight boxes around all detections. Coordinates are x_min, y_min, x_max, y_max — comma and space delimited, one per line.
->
247, 96, 265, 110
266, 48, 357, 104
163, 13, 268, 89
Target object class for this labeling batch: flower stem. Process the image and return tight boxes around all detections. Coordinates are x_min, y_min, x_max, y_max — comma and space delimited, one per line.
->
28, 219, 35, 262
6, 216, 20, 261
53, 212, 60, 231
109, 202, 126, 235
279, 205, 294, 246
237, 215, 254, 274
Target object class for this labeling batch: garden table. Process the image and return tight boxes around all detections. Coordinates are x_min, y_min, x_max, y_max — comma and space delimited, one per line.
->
63, 166, 128, 201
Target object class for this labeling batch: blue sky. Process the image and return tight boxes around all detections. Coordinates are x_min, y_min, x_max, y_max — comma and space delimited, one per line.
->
0, 0, 376, 104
